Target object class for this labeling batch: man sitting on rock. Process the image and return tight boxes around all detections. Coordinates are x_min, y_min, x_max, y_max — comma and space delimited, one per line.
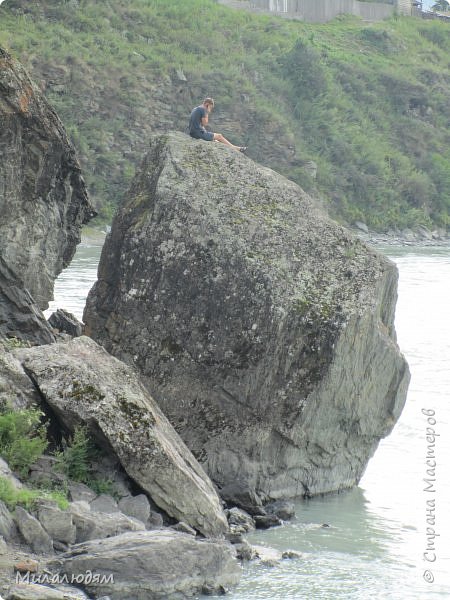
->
188, 98, 247, 152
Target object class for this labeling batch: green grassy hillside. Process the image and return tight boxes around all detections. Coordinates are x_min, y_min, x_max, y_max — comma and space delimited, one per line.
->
1, 0, 449, 230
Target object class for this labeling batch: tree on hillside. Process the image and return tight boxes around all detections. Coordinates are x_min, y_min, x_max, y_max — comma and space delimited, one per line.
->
432, 0, 449, 11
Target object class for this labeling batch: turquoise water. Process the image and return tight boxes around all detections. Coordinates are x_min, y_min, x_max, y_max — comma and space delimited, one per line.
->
229, 248, 450, 600
47, 240, 450, 599
45, 234, 107, 321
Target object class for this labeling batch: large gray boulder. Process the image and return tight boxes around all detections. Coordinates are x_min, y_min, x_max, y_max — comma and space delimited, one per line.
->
19, 337, 228, 537
84, 132, 410, 499
0, 47, 95, 311
48, 308, 83, 338
47, 530, 241, 599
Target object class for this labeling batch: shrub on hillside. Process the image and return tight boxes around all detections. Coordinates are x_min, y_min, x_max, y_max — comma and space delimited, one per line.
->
0, 405, 48, 477
0, 476, 68, 510
53, 425, 115, 496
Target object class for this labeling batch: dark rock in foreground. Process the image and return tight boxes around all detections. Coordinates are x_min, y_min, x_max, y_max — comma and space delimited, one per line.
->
19, 336, 228, 537
84, 132, 410, 499
254, 514, 282, 530
220, 482, 265, 516
47, 530, 241, 600
265, 500, 295, 521
48, 308, 83, 337
0, 47, 95, 311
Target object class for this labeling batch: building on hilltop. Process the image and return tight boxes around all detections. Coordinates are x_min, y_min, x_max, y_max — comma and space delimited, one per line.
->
220, 0, 419, 22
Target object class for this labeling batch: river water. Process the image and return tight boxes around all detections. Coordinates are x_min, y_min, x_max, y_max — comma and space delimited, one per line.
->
46, 238, 450, 599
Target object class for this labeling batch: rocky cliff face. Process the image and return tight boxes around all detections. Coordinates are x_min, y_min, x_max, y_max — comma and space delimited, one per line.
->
84, 132, 410, 500
0, 46, 95, 311
0, 256, 55, 345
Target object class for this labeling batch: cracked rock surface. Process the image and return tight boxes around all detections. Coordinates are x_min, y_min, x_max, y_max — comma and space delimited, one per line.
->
19, 336, 228, 538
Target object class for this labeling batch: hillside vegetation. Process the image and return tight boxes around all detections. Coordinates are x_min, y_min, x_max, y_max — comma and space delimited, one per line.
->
1, 0, 449, 230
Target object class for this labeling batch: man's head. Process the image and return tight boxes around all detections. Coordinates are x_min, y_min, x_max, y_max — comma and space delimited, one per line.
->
203, 97, 215, 112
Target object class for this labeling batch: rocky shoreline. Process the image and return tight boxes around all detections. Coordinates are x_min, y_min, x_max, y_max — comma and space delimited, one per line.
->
351, 222, 450, 248
0, 344, 296, 599
81, 224, 450, 253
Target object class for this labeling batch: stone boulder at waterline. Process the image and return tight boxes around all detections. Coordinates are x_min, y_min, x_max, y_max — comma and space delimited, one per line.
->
19, 337, 228, 537
0, 46, 95, 311
84, 132, 410, 499
47, 530, 241, 600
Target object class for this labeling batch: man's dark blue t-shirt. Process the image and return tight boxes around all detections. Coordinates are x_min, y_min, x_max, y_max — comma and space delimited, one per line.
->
189, 105, 207, 135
